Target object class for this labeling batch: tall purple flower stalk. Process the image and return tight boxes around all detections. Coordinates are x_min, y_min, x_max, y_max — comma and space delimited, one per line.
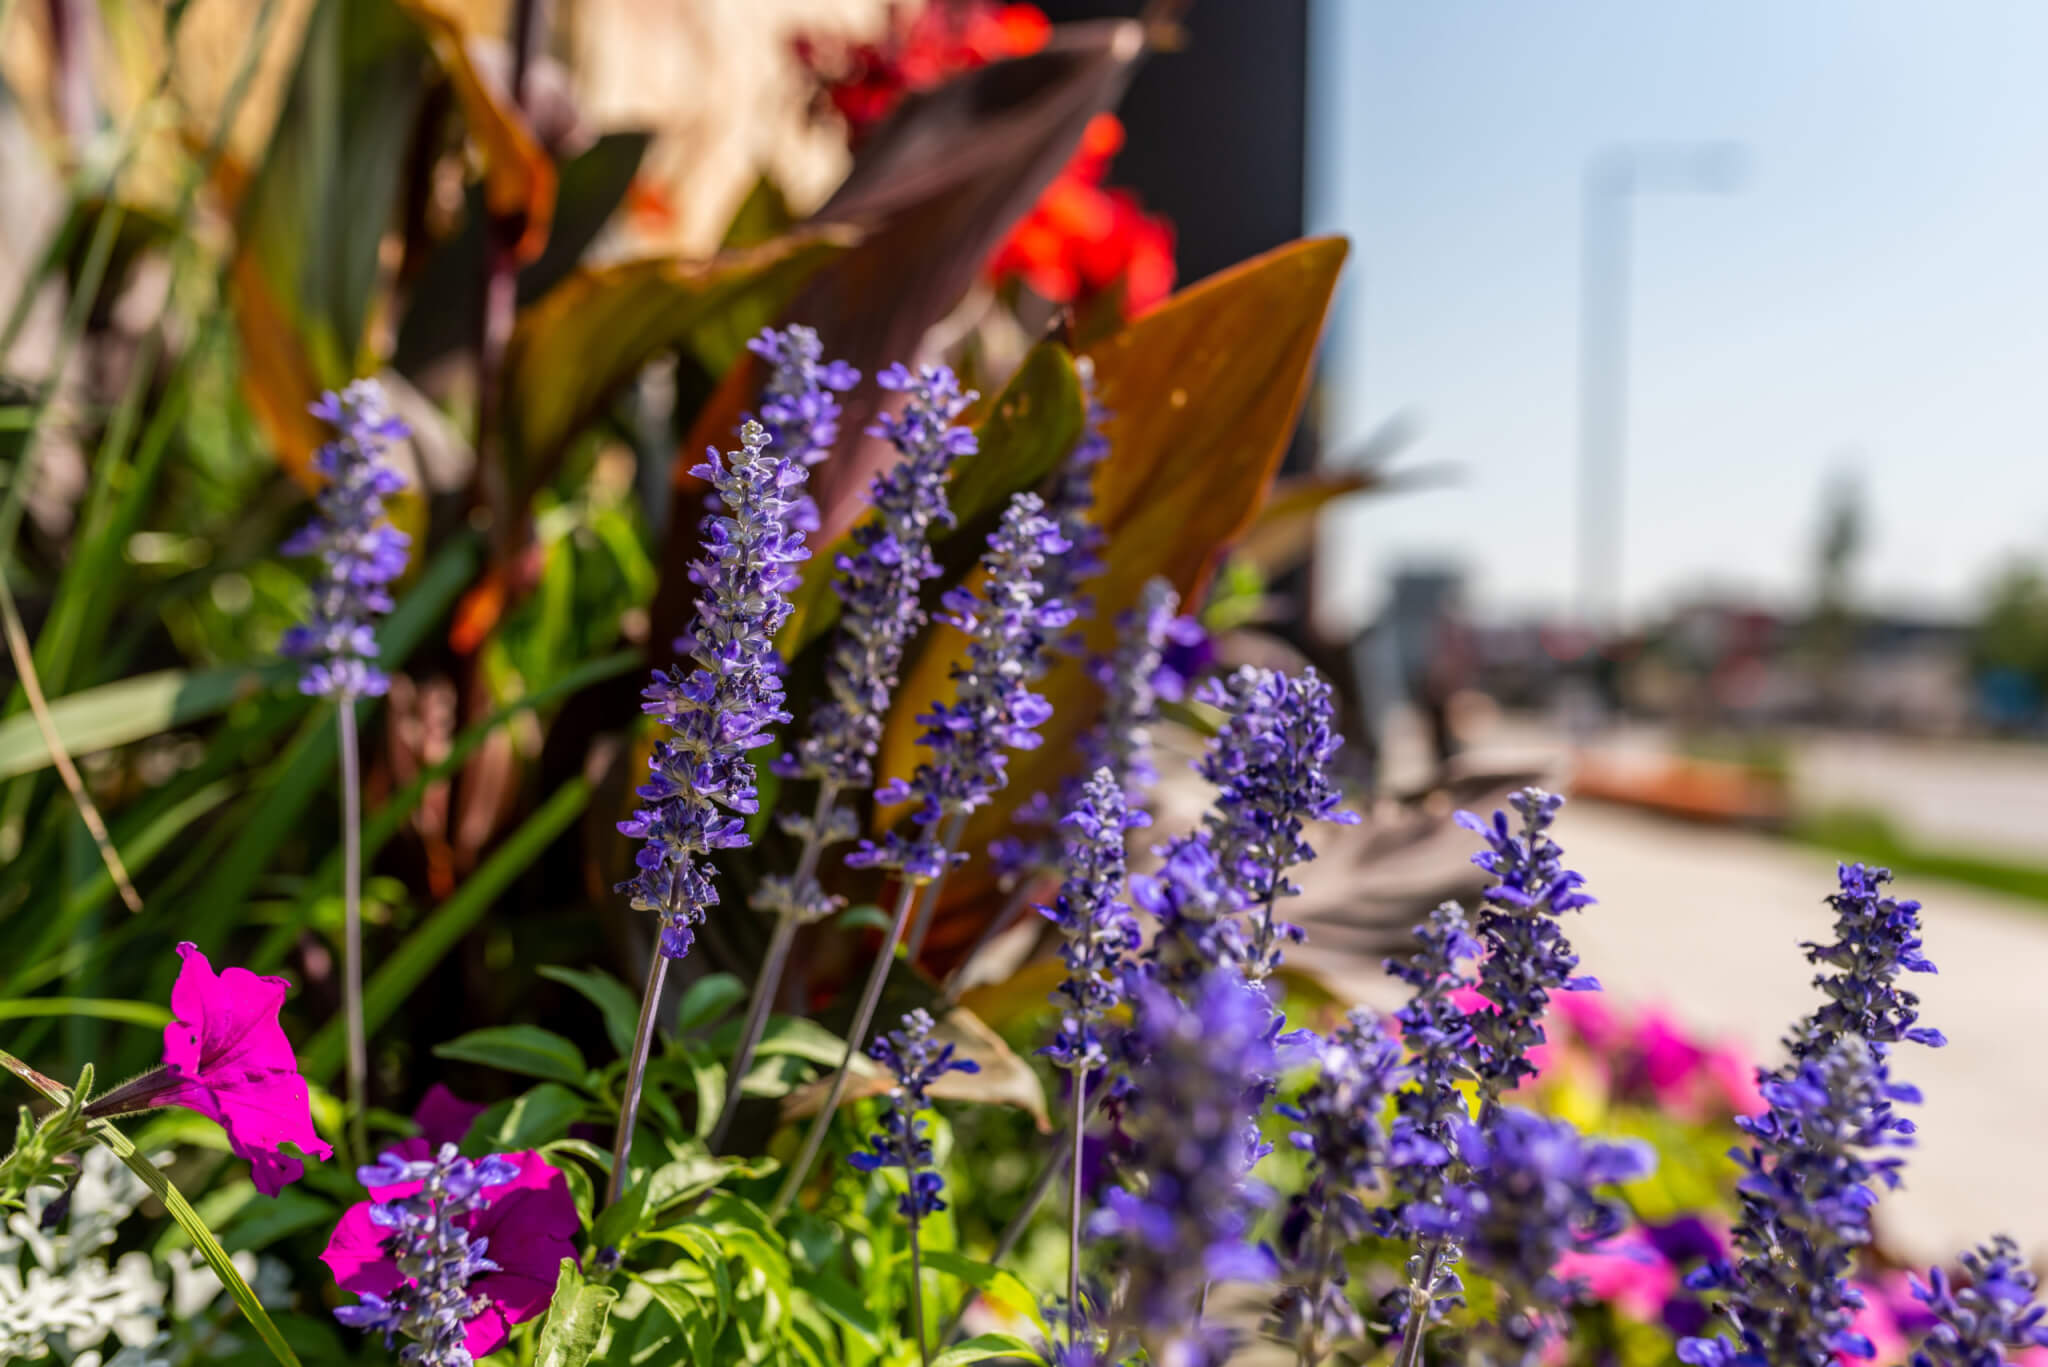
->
1910, 1237, 2048, 1366
616, 418, 807, 957
1196, 665, 1358, 980
774, 488, 1066, 1216
1035, 357, 1110, 639
853, 489, 1072, 881
778, 362, 975, 798
710, 328, 869, 1151
1040, 768, 1144, 1345
971, 578, 1190, 1000
1461, 788, 1599, 1108
1680, 865, 1946, 1367
1382, 901, 1483, 1236
1446, 1108, 1653, 1363
1272, 1009, 1405, 1366
282, 381, 411, 702
332, 1146, 519, 1366
607, 417, 808, 1207
281, 379, 410, 1161
745, 323, 858, 534
1395, 794, 1598, 1367
1091, 969, 1280, 1367
849, 1008, 978, 1366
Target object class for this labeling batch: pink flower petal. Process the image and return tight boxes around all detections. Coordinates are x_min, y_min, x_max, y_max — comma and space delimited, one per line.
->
415, 1085, 486, 1149
158, 943, 331, 1195
321, 1202, 403, 1299
462, 1304, 513, 1360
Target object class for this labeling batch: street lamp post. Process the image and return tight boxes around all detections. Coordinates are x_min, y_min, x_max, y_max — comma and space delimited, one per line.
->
1575, 143, 1744, 632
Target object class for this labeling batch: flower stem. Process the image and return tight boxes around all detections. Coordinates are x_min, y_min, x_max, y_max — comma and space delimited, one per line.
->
1066, 1066, 1087, 1355
338, 698, 368, 1165
1395, 1242, 1443, 1367
605, 951, 670, 1210
903, 811, 969, 964
941, 1087, 1104, 1346
905, 1161, 931, 1366
710, 780, 839, 1152
769, 873, 924, 1217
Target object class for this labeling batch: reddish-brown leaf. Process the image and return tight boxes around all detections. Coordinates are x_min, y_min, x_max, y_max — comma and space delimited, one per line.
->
888, 236, 1352, 965
787, 19, 1152, 541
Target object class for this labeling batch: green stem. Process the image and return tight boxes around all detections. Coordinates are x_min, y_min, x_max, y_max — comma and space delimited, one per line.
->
605, 950, 670, 1210
770, 873, 925, 1217
1066, 1066, 1086, 1354
710, 779, 839, 1151
906, 1167, 930, 1367
338, 699, 368, 1165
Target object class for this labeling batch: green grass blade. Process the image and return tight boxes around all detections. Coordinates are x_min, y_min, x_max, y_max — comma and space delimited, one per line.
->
0, 664, 293, 781
300, 776, 592, 1084
0, 997, 171, 1027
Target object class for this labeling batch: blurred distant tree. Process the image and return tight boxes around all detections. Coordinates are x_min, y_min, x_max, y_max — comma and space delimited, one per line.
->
1970, 562, 2048, 726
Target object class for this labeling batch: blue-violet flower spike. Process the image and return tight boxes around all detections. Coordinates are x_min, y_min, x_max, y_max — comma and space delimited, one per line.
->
616, 419, 809, 958
779, 362, 975, 793
848, 1008, 978, 1218
1196, 664, 1358, 979
1040, 768, 1145, 1073
1460, 787, 1599, 1106
745, 324, 859, 534
1089, 968, 1281, 1367
281, 380, 411, 700
849, 489, 1071, 880
1909, 1236, 2048, 1367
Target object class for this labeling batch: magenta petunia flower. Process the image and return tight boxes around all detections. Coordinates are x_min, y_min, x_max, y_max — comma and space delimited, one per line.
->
413, 1083, 486, 1149
154, 942, 332, 1195
322, 1148, 579, 1359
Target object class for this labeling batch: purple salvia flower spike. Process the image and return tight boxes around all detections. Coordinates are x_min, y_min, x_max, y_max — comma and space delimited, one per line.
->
847, 1007, 977, 1216
1681, 865, 1946, 1367
605, 416, 808, 1210
1195, 664, 1358, 980
1909, 1236, 2048, 1367
1090, 968, 1281, 1367
281, 380, 411, 700
1447, 1108, 1654, 1362
330, 1145, 517, 1364
746, 324, 859, 536
1460, 787, 1598, 1107
1270, 1009, 1406, 1362
616, 418, 810, 958
847, 1008, 976, 1362
989, 576, 1187, 893
1040, 769, 1144, 1074
849, 489, 1069, 881
777, 362, 976, 799
1036, 355, 1110, 642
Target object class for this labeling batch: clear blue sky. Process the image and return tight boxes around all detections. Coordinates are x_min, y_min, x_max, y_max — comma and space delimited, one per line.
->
1306, 0, 2048, 633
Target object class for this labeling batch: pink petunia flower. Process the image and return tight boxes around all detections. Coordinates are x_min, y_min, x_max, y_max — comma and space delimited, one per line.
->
88, 942, 331, 1195
322, 1148, 579, 1359
414, 1083, 486, 1149
1556, 1229, 1679, 1320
